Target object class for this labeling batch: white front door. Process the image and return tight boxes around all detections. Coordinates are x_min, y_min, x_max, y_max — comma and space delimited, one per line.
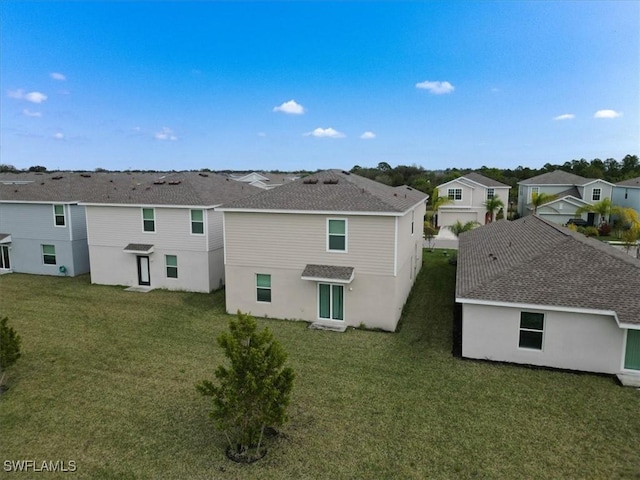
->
137, 256, 150, 286
0, 245, 10, 270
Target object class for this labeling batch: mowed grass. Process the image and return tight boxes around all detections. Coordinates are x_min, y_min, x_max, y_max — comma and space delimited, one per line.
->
1, 252, 639, 479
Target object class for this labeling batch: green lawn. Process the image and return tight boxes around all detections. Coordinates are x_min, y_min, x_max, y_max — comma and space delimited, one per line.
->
1, 252, 639, 479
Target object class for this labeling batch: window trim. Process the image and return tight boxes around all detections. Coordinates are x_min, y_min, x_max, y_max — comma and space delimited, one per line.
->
411, 209, 415, 236
447, 188, 462, 201
518, 311, 545, 351
592, 188, 601, 201
53, 204, 66, 227
256, 273, 271, 303
327, 218, 348, 253
165, 254, 178, 279
530, 187, 539, 202
190, 209, 205, 235
486, 188, 495, 200
42, 244, 56, 265
317, 282, 345, 321
142, 208, 155, 233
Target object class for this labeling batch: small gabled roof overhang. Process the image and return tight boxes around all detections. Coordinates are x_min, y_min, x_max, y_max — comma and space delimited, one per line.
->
123, 243, 154, 254
0, 233, 11, 244
301, 264, 355, 284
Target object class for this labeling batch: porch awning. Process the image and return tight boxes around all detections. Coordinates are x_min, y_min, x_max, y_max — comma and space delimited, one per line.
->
123, 243, 154, 254
301, 264, 354, 284
0, 234, 11, 244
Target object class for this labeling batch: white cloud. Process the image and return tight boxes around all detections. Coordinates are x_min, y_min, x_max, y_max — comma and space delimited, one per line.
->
273, 99, 305, 115
553, 113, 575, 121
304, 127, 345, 138
154, 127, 178, 141
415, 80, 455, 94
50, 72, 66, 81
594, 109, 622, 119
23, 109, 42, 117
360, 131, 376, 139
8, 89, 48, 103
53, 132, 64, 140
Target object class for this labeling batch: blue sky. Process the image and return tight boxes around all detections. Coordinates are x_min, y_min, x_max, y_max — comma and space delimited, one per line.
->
1, 1, 638, 172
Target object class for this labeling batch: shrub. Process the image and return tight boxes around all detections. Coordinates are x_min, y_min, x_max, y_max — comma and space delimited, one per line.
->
566, 223, 578, 232
0, 316, 21, 390
598, 223, 612, 236
583, 226, 599, 237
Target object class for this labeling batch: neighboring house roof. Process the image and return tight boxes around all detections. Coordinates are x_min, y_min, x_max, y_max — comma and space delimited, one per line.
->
616, 176, 640, 188
219, 169, 428, 214
438, 172, 510, 190
1, 171, 261, 206
456, 215, 640, 325
518, 170, 592, 186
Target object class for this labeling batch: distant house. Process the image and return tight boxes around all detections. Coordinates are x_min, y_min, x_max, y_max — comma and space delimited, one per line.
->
612, 176, 640, 212
456, 215, 640, 386
228, 172, 299, 190
435, 172, 510, 227
219, 170, 428, 331
81, 172, 260, 292
517, 170, 615, 225
0, 172, 97, 276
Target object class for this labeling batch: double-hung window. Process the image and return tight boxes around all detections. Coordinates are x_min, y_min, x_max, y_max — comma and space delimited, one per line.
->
327, 219, 347, 252
487, 188, 495, 200
142, 208, 155, 232
165, 255, 178, 278
53, 205, 66, 227
530, 187, 539, 202
448, 188, 462, 201
191, 209, 204, 234
318, 283, 344, 321
592, 188, 601, 201
256, 274, 271, 303
42, 245, 56, 265
519, 312, 544, 350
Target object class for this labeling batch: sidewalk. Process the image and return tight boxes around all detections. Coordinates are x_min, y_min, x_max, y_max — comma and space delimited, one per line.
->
424, 226, 459, 250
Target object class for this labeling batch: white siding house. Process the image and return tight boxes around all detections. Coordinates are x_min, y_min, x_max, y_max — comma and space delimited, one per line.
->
220, 170, 428, 331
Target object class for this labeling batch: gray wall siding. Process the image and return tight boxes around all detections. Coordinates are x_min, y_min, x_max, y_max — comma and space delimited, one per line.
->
0, 203, 71, 241
7, 238, 75, 276
225, 212, 395, 275
70, 205, 88, 240
613, 186, 640, 210
207, 210, 224, 250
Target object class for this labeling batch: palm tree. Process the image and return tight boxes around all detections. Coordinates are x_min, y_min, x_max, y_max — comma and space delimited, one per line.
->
484, 197, 505, 224
531, 192, 557, 214
575, 198, 612, 225
430, 188, 453, 226
447, 220, 479, 237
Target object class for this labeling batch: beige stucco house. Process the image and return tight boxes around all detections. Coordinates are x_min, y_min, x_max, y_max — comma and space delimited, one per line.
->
456, 215, 640, 386
219, 170, 428, 331
435, 172, 510, 227
81, 172, 260, 292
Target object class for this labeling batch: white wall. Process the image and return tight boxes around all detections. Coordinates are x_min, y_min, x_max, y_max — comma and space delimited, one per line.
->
461, 303, 625, 374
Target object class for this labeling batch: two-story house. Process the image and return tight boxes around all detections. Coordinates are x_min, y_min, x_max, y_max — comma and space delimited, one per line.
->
219, 170, 428, 331
612, 176, 640, 212
435, 173, 510, 227
517, 170, 615, 225
81, 172, 260, 292
0, 172, 101, 276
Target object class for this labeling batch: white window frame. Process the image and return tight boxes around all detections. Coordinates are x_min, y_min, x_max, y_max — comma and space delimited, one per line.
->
142, 208, 155, 233
165, 254, 178, 279
256, 274, 271, 303
530, 187, 539, 202
486, 188, 495, 200
518, 311, 545, 351
317, 282, 345, 321
53, 204, 66, 227
190, 209, 205, 235
447, 188, 462, 201
327, 218, 348, 253
0, 245, 10, 270
42, 244, 56, 265
592, 188, 601, 201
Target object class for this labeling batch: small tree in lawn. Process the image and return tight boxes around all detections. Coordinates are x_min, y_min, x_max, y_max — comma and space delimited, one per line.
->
423, 222, 437, 251
0, 316, 21, 391
196, 311, 295, 462
447, 220, 479, 237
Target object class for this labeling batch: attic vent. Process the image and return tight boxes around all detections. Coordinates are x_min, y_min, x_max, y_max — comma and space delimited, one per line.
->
341, 170, 351, 175
41, 182, 45, 185
323, 179, 338, 185
199, 173, 209, 177
109, 179, 114, 183
168, 180, 181, 185
80, 173, 91, 178
52, 176, 63, 180
153, 180, 166, 185
406, 187, 413, 191
303, 178, 319, 184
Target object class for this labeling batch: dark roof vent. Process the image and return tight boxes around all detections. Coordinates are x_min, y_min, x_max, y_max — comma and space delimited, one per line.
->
153, 180, 166, 185
52, 176, 63, 180
323, 179, 338, 185
303, 178, 319, 184
80, 173, 91, 178
341, 170, 351, 175
41, 182, 45, 185
109, 179, 114, 183
199, 173, 209, 177
168, 180, 181, 185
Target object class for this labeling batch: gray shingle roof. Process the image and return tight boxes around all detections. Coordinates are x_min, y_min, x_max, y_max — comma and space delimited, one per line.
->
301, 264, 355, 282
0, 172, 261, 206
518, 170, 592, 186
456, 215, 640, 325
462, 172, 510, 188
616, 176, 640, 188
123, 243, 154, 253
220, 170, 428, 213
